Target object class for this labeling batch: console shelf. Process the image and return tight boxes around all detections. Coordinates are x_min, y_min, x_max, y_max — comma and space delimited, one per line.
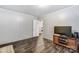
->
53, 34, 77, 50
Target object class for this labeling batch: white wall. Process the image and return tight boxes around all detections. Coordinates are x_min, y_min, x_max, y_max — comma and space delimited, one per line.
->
40, 6, 79, 40
0, 8, 37, 44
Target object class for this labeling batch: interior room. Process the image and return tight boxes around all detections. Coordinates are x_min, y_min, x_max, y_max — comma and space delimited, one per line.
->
0, 5, 79, 53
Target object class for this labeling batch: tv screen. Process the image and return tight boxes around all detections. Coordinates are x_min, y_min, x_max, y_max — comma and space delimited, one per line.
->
54, 26, 72, 36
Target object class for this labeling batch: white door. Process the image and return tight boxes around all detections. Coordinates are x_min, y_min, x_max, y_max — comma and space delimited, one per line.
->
33, 20, 43, 37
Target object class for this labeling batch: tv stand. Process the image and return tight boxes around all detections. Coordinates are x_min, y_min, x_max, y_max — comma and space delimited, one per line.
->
53, 34, 77, 50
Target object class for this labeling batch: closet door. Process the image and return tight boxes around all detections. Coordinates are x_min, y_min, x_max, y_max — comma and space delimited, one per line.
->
33, 20, 43, 37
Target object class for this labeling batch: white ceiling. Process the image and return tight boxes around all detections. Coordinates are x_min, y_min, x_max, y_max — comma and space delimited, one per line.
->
0, 5, 72, 17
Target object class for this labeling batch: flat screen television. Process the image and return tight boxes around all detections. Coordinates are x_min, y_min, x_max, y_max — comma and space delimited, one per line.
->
54, 26, 72, 36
